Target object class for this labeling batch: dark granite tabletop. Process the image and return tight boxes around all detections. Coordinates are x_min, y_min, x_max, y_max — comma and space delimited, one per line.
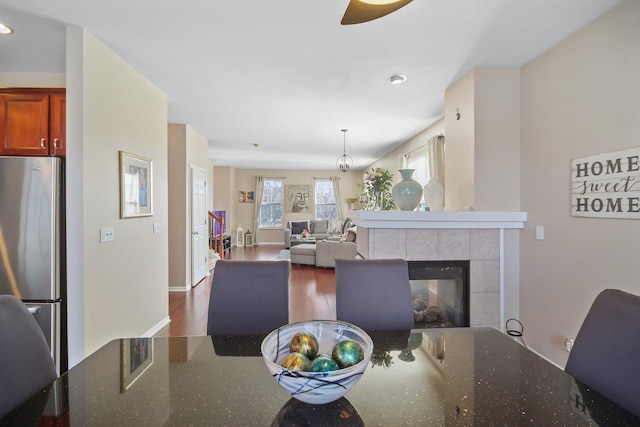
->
2, 328, 638, 426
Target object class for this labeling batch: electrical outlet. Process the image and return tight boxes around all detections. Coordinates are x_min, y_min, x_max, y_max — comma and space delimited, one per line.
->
563, 337, 574, 352
100, 227, 114, 243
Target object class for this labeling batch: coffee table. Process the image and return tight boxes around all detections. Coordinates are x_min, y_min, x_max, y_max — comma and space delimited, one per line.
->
290, 235, 315, 246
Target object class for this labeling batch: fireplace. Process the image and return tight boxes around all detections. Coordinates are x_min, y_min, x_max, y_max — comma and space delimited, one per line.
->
408, 261, 470, 328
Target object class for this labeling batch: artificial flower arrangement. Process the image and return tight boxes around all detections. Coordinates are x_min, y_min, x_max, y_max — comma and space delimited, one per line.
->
357, 168, 394, 210
301, 229, 310, 239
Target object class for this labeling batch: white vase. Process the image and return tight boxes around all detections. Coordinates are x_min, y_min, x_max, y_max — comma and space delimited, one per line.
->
424, 177, 444, 211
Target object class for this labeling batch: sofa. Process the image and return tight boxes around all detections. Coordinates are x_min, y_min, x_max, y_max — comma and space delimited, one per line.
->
288, 220, 358, 268
284, 218, 353, 249
316, 239, 357, 268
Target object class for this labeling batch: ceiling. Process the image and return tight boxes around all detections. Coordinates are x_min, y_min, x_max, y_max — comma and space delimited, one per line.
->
0, 0, 621, 170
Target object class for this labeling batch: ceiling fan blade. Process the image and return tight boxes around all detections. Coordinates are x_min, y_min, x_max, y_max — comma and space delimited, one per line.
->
341, 0, 413, 25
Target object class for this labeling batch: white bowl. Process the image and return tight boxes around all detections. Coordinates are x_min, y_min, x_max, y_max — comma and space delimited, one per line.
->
261, 320, 373, 405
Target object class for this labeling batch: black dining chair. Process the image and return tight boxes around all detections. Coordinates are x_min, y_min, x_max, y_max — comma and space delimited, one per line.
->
335, 258, 414, 331
207, 260, 290, 335
564, 288, 640, 417
0, 295, 57, 419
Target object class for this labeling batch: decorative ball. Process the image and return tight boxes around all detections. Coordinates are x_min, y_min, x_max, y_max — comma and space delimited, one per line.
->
281, 352, 311, 371
332, 340, 364, 369
289, 332, 319, 359
310, 354, 339, 372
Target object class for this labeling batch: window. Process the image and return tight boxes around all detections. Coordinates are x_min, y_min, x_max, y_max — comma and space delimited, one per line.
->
259, 178, 283, 228
406, 147, 430, 202
314, 179, 337, 220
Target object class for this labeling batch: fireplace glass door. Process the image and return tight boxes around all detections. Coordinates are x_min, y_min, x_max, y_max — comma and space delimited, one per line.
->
408, 261, 470, 328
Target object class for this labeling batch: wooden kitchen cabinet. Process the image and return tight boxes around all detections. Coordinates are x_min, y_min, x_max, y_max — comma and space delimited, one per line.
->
0, 88, 66, 157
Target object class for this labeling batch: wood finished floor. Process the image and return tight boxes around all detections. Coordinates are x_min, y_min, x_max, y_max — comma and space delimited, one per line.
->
155, 245, 336, 337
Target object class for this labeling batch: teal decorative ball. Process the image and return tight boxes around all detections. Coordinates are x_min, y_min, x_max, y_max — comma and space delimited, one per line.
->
332, 340, 364, 369
310, 354, 339, 372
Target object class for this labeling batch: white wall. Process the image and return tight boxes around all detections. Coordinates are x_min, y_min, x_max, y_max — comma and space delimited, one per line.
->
519, 0, 640, 367
66, 28, 169, 365
0, 73, 65, 87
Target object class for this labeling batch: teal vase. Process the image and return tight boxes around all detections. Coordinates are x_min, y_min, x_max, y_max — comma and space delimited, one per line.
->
392, 169, 423, 211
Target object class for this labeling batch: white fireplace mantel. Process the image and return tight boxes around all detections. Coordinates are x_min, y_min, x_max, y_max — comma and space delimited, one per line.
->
348, 210, 527, 330
349, 210, 527, 229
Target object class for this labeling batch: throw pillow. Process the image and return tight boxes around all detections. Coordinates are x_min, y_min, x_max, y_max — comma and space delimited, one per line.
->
312, 220, 328, 234
327, 219, 343, 234
345, 226, 357, 242
290, 220, 309, 235
342, 218, 354, 234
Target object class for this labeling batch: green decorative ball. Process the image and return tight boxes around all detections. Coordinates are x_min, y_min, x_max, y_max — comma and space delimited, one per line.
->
331, 340, 364, 369
289, 332, 319, 359
281, 352, 311, 372
310, 354, 339, 372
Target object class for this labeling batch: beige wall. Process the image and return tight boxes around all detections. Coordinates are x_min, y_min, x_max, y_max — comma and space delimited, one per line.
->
444, 71, 475, 210
474, 68, 521, 211
212, 166, 234, 241
66, 28, 169, 365
167, 124, 209, 291
229, 169, 362, 245
444, 68, 521, 211
520, 0, 640, 366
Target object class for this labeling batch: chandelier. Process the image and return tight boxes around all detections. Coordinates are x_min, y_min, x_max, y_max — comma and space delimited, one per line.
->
336, 129, 353, 172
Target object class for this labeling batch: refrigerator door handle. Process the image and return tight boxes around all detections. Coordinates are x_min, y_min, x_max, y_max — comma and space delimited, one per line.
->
28, 306, 42, 315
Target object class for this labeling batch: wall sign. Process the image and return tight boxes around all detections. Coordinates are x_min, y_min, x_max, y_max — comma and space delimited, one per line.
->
571, 147, 640, 219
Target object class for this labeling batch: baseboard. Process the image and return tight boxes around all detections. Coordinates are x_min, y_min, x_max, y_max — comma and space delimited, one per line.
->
146, 316, 171, 337
169, 285, 189, 292
255, 241, 284, 246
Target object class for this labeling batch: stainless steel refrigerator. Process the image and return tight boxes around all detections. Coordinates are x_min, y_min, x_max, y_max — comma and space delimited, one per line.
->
0, 156, 66, 374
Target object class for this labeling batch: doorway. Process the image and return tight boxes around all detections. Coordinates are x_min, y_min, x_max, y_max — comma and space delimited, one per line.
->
191, 166, 207, 287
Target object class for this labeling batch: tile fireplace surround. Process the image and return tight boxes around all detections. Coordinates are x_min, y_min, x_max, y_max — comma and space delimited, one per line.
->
350, 210, 527, 330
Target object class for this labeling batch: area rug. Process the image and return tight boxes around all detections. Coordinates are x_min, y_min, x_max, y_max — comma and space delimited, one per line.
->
276, 249, 290, 261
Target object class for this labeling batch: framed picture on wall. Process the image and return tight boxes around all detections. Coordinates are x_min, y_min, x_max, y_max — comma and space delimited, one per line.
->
120, 151, 153, 218
286, 184, 311, 213
239, 191, 255, 203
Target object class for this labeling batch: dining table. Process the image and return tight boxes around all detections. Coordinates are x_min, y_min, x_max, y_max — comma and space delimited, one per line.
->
2, 327, 638, 426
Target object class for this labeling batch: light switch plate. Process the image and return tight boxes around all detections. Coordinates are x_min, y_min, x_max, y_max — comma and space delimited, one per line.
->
153, 223, 160, 234
100, 227, 114, 243
535, 225, 544, 240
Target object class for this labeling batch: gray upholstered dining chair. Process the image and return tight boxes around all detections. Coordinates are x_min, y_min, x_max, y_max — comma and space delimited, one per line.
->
564, 288, 640, 417
335, 258, 414, 331
0, 295, 57, 418
207, 260, 290, 335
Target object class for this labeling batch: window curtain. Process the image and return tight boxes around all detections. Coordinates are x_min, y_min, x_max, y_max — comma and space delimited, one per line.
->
253, 176, 264, 242
427, 135, 445, 185
331, 176, 344, 220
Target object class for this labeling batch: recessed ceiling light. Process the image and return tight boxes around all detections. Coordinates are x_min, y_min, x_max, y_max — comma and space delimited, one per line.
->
388, 74, 407, 85
0, 22, 14, 35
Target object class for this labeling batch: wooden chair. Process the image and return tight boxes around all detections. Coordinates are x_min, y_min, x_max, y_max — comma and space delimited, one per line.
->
207, 260, 290, 335
0, 295, 57, 418
565, 289, 640, 417
335, 258, 414, 331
